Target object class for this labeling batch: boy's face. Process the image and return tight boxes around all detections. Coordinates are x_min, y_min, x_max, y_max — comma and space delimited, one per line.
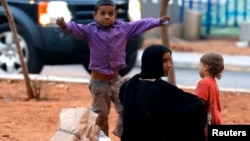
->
198, 62, 207, 78
93, 5, 116, 29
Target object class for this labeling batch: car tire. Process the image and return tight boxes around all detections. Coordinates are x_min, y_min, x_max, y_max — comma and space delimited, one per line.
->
0, 23, 43, 74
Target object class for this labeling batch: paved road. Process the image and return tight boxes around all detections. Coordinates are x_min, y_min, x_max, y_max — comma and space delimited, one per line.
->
41, 65, 250, 92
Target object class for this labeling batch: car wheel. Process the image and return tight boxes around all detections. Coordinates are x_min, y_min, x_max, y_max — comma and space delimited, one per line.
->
0, 23, 43, 74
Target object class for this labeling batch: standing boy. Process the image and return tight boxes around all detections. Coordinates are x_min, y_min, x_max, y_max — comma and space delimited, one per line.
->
195, 52, 224, 139
56, 0, 171, 137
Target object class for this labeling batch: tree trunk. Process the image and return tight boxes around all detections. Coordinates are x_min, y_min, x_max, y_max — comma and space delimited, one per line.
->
160, 0, 176, 85
0, 0, 35, 99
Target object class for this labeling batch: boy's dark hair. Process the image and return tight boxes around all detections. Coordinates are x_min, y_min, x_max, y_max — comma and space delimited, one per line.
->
200, 52, 224, 79
95, 0, 116, 12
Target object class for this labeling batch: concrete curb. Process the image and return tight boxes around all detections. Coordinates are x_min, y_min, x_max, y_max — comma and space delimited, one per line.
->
0, 74, 249, 94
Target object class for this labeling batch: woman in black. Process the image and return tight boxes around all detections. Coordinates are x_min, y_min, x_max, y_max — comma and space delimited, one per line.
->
119, 44, 206, 141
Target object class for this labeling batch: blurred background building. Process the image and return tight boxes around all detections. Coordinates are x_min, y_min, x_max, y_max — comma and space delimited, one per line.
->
141, 0, 250, 41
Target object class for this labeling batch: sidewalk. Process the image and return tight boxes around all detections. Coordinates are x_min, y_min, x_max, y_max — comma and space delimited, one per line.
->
0, 50, 249, 93
136, 50, 250, 72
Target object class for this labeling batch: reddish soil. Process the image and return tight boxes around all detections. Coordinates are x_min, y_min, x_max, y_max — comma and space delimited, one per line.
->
1, 38, 250, 141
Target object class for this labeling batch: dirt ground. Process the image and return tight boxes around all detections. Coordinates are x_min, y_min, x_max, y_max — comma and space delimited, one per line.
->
1, 38, 250, 141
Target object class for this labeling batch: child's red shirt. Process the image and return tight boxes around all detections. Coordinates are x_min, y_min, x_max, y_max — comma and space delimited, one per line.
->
196, 77, 221, 125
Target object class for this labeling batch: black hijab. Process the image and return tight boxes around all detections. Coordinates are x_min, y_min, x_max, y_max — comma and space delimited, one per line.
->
140, 44, 171, 79
120, 44, 172, 108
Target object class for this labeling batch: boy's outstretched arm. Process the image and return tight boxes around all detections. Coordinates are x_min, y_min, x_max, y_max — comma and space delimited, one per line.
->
56, 17, 67, 29
56, 17, 88, 41
125, 15, 172, 38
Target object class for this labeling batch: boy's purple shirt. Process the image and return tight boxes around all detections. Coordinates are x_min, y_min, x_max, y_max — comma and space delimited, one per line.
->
63, 18, 161, 75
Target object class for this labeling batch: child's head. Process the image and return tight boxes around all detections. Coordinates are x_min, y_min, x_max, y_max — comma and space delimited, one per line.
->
140, 44, 172, 79
94, 0, 116, 12
93, 0, 116, 29
199, 52, 224, 79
